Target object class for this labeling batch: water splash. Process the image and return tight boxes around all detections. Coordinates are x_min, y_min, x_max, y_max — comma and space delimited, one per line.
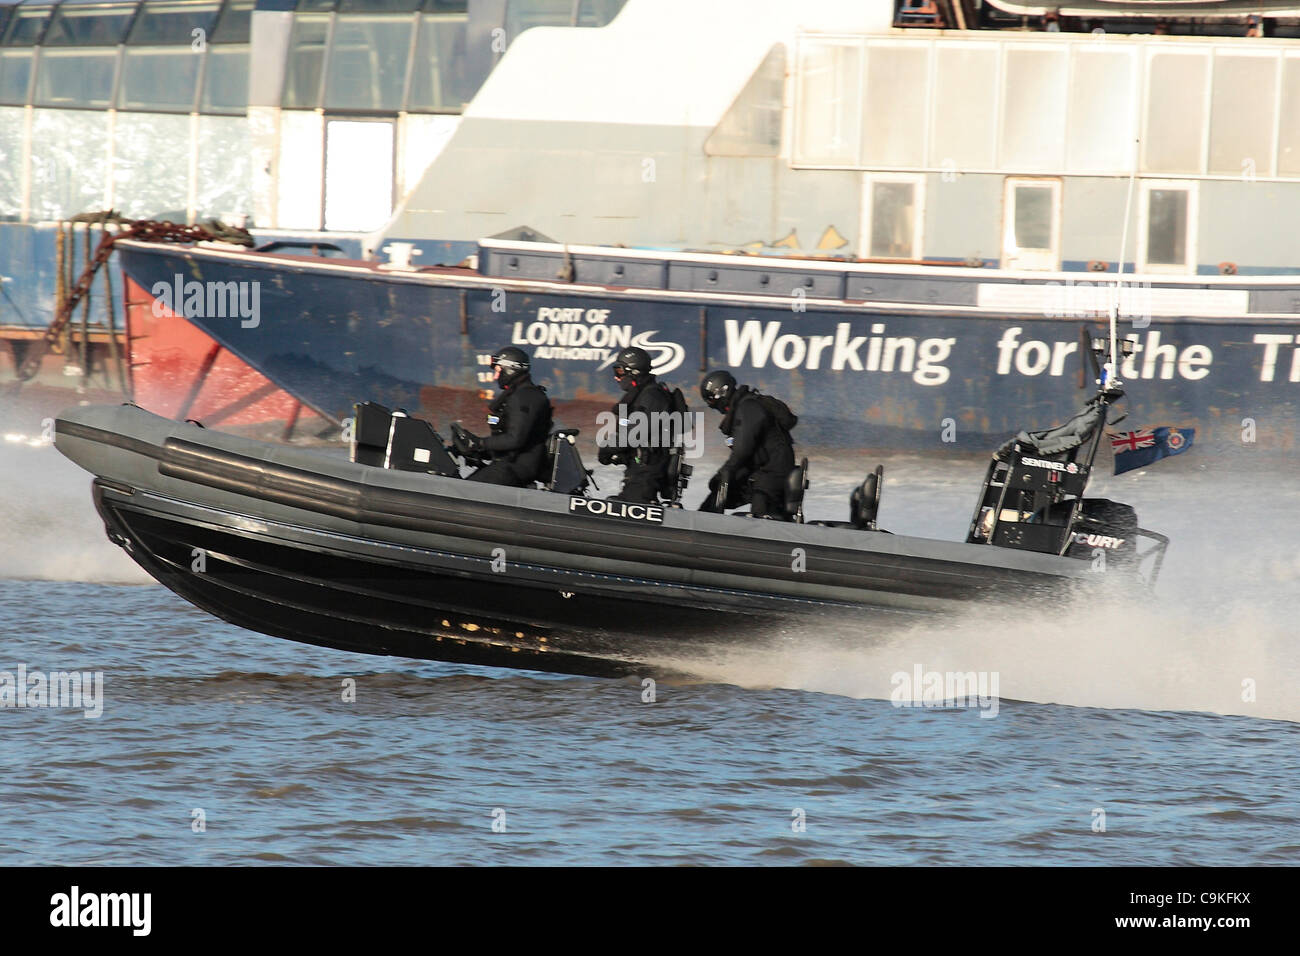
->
658, 462, 1300, 723
0, 440, 148, 584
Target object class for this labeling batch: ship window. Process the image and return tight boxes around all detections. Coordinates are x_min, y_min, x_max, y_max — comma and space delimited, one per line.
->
0, 105, 22, 218
1143, 52, 1208, 174
421, 0, 466, 9
323, 118, 393, 230
338, 0, 420, 10
861, 174, 924, 260
297, 0, 337, 11
505, 0, 572, 32
211, 0, 252, 42
1001, 48, 1067, 171
574, 0, 627, 26
0, 49, 33, 105
282, 13, 330, 108
28, 107, 111, 220
504, 0, 625, 34
1208, 55, 1277, 178
200, 44, 247, 112
34, 49, 119, 107
112, 110, 191, 218
794, 39, 862, 166
127, 0, 219, 44
705, 44, 783, 157
929, 44, 996, 170
1279, 57, 1300, 178
117, 47, 199, 110
277, 109, 324, 228
1067, 47, 1136, 174
3, 7, 53, 46
43, 3, 138, 46
323, 14, 413, 111
405, 13, 470, 111
1140, 181, 1196, 273
196, 114, 253, 220
1002, 177, 1060, 271
861, 44, 926, 167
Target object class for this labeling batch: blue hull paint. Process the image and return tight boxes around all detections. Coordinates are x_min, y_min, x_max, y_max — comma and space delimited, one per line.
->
0, 222, 366, 331
118, 244, 1300, 450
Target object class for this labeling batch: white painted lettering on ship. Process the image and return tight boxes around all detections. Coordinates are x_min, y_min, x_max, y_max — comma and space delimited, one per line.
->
535, 307, 610, 324
1253, 333, 1300, 383
512, 307, 685, 374
723, 319, 954, 385
995, 327, 1213, 381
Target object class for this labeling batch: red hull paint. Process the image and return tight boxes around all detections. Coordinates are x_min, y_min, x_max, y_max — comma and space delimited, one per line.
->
123, 276, 330, 432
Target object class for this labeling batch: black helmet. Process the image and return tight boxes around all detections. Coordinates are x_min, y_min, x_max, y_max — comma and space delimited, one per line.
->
700, 370, 737, 410
491, 346, 530, 387
613, 346, 652, 389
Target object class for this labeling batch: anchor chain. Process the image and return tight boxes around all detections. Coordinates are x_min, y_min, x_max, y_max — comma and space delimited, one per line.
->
16, 216, 254, 382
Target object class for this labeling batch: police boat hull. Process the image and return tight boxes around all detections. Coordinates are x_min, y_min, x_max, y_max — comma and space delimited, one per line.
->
55, 403, 1110, 679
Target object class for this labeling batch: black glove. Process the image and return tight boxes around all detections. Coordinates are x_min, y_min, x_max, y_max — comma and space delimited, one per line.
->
597, 445, 618, 466
454, 428, 484, 459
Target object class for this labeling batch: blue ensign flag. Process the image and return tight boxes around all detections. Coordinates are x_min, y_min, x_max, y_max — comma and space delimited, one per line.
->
1109, 426, 1195, 475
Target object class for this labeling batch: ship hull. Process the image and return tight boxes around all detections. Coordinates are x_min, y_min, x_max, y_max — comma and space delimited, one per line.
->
115, 240, 1300, 450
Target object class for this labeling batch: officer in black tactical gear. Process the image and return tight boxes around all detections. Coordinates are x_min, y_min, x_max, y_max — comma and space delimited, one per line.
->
455, 347, 554, 486
597, 346, 677, 503
698, 369, 796, 519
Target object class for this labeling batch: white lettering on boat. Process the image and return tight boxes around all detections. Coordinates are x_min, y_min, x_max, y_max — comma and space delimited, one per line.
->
568, 497, 665, 524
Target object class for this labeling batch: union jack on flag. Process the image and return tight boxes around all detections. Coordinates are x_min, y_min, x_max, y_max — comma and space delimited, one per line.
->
1109, 429, 1157, 454
1109, 426, 1195, 475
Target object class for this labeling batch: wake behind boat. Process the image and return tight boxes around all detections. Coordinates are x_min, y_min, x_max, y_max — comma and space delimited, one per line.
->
51, 338, 1169, 679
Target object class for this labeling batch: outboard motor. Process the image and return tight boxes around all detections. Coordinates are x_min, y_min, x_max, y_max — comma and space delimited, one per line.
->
1064, 498, 1140, 567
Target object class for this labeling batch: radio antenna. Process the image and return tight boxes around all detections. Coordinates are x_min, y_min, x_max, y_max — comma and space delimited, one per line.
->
1109, 134, 1141, 389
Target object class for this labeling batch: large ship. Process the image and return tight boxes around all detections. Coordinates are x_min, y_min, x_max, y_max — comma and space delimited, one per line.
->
0, 0, 626, 428
3, 0, 1300, 447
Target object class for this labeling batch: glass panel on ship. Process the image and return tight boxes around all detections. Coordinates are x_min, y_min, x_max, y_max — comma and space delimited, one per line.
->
0, 0, 626, 228
0, 0, 256, 222
7, 0, 1295, 279
790, 25, 1300, 275
273, 0, 626, 230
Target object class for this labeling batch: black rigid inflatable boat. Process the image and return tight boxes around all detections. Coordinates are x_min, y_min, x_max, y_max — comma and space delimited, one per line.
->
53, 340, 1168, 679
